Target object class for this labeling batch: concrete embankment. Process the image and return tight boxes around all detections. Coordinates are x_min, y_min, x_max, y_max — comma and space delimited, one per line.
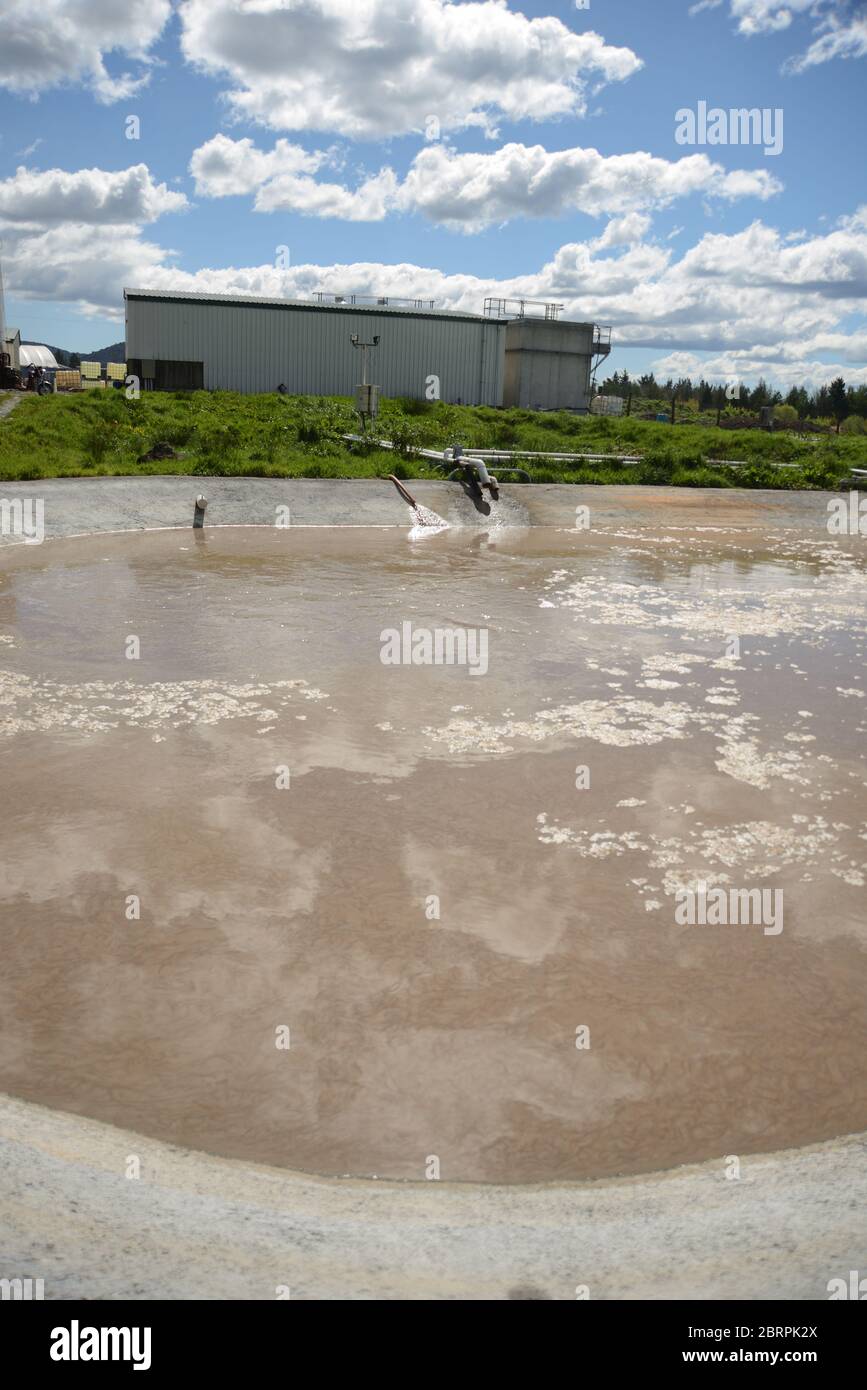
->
1, 1093, 864, 1300
0, 474, 842, 543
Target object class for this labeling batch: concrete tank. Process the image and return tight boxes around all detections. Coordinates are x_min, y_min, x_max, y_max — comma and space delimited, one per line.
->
503, 319, 599, 412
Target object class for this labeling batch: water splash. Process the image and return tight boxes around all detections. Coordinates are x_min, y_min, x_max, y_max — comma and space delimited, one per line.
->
408, 503, 449, 540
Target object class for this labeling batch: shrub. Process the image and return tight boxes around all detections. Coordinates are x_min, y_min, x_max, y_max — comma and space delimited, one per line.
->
386, 417, 425, 457
670, 466, 733, 488
295, 399, 352, 444
195, 421, 242, 463
635, 453, 676, 485
493, 422, 520, 447
81, 419, 118, 466
262, 418, 292, 463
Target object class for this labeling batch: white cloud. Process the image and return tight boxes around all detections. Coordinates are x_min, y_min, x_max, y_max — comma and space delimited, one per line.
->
676, 215, 867, 298
189, 134, 783, 229
651, 348, 867, 388
0, 163, 186, 320
399, 143, 782, 229
693, 1, 867, 71
3, 223, 171, 316
0, 165, 188, 227
0, 0, 171, 103
255, 168, 400, 221
592, 213, 654, 248
729, 1, 817, 36
189, 133, 398, 221
178, 0, 642, 139
190, 135, 325, 197
785, 10, 867, 71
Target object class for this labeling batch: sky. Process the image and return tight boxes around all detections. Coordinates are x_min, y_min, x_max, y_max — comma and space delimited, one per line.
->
0, 0, 865, 389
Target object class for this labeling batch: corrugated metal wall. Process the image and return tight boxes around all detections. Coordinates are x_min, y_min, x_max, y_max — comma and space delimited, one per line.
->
125, 295, 505, 405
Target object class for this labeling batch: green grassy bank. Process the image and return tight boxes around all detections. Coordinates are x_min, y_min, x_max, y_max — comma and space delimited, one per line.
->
1, 388, 864, 489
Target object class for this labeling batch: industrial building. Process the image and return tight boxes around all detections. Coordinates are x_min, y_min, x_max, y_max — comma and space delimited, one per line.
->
125, 289, 610, 411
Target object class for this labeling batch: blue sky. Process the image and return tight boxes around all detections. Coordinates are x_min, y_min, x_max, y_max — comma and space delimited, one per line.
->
1, 0, 865, 388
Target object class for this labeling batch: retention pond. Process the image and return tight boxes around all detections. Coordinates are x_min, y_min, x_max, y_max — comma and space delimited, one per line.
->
1, 508, 865, 1182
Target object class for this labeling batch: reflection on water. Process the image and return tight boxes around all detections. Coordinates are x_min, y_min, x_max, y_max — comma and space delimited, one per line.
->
0, 521, 865, 1182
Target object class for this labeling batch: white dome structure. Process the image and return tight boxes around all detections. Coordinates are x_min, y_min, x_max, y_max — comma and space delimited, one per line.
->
19, 343, 59, 370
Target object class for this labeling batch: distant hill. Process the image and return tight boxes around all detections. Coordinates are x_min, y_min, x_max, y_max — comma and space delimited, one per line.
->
27, 341, 125, 368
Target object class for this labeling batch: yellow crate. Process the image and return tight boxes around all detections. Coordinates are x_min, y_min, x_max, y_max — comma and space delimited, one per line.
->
80, 360, 102, 379
54, 370, 81, 390
106, 361, 127, 381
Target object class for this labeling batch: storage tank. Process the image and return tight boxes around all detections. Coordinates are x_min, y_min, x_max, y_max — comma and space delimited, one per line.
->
503, 318, 611, 411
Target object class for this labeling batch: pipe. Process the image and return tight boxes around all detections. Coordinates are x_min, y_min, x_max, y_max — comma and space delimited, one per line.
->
470, 458, 492, 489
386, 474, 419, 507
447, 465, 530, 484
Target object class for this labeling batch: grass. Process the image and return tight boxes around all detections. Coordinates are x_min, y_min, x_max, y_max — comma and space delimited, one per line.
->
0, 388, 864, 489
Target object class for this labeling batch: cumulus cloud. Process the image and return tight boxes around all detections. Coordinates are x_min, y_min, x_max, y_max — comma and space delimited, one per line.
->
189, 134, 783, 229
591, 213, 654, 248
255, 168, 400, 221
190, 134, 397, 220
398, 143, 782, 229
3, 224, 172, 316
190, 134, 325, 198
0, 0, 171, 103
178, 0, 642, 139
0, 163, 186, 319
0, 164, 188, 227
676, 216, 867, 298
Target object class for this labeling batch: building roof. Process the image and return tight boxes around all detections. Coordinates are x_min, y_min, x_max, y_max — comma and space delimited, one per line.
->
124, 287, 502, 325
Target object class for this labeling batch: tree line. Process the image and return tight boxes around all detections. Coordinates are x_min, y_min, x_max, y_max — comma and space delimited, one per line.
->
597, 371, 867, 428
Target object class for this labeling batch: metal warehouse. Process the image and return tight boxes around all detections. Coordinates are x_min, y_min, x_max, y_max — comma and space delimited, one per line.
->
125, 289, 610, 410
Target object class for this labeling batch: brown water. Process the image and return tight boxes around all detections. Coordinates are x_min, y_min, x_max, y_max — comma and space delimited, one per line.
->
1, 518, 866, 1183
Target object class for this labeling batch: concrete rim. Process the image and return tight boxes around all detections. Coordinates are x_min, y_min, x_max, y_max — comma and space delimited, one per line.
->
2, 1092, 865, 1300
0, 474, 846, 545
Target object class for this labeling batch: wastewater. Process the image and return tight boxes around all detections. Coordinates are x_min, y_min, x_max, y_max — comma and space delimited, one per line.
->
0, 512, 865, 1182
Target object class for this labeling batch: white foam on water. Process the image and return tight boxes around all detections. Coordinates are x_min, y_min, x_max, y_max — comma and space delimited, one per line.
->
408, 504, 449, 540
